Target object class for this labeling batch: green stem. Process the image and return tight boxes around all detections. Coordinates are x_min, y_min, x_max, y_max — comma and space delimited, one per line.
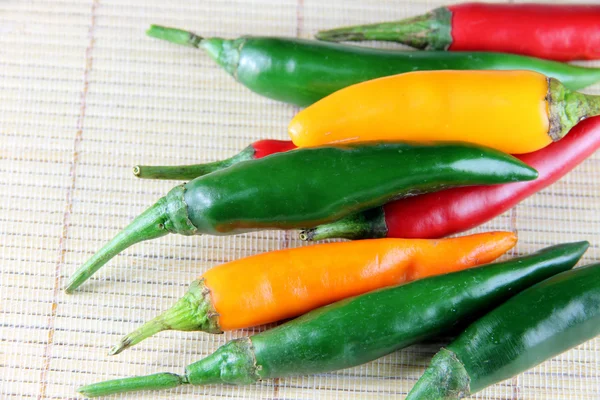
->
299, 207, 387, 241
65, 186, 197, 293
78, 373, 186, 397
133, 145, 255, 180
80, 339, 259, 396
315, 8, 452, 50
146, 24, 203, 48
64, 200, 170, 294
548, 78, 600, 141
147, 25, 240, 77
109, 317, 165, 355
109, 279, 221, 355
406, 348, 471, 400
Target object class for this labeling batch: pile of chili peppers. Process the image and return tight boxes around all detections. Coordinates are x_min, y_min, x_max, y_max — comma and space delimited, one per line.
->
69, 3, 599, 399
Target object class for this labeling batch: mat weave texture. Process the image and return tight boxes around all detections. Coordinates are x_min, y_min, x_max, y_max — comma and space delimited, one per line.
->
0, 0, 598, 399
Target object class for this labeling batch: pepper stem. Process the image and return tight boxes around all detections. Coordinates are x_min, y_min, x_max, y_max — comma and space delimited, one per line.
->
315, 7, 452, 50
78, 373, 187, 398
80, 339, 259, 396
64, 199, 170, 294
109, 279, 222, 355
299, 207, 387, 241
133, 145, 256, 180
549, 78, 600, 141
146, 25, 203, 48
147, 24, 240, 77
65, 186, 197, 293
405, 348, 471, 400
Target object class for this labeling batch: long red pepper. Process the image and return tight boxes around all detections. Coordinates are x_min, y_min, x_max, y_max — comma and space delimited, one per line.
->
302, 117, 600, 240
316, 3, 600, 62
449, 3, 600, 61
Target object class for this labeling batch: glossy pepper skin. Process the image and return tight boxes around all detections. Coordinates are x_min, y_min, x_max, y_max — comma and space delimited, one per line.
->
316, 3, 600, 62
289, 70, 600, 154
133, 140, 296, 180
407, 262, 600, 400
146, 25, 600, 108
109, 232, 516, 355
65, 142, 537, 293
302, 116, 600, 241
77, 242, 589, 397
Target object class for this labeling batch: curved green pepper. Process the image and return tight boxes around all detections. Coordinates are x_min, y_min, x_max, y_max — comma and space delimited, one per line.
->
77, 242, 589, 397
64, 142, 537, 293
148, 25, 600, 107
407, 261, 600, 399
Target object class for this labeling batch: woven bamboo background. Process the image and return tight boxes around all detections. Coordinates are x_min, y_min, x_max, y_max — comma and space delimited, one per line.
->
1, 0, 598, 399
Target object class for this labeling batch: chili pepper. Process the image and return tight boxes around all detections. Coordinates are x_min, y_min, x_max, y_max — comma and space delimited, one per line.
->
407, 261, 600, 400
65, 142, 536, 293
133, 140, 296, 180
301, 116, 600, 241
109, 232, 516, 355
77, 241, 589, 397
147, 25, 600, 108
316, 3, 600, 62
289, 70, 600, 154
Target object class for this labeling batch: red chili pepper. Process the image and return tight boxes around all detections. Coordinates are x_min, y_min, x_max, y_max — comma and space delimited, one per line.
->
449, 3, 600, 61
251, 139, 297, 159
301, 117, 600, 241
316, 3, 600, 62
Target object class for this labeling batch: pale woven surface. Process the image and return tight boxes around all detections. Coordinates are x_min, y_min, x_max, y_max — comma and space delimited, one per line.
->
0, 0, 598, 399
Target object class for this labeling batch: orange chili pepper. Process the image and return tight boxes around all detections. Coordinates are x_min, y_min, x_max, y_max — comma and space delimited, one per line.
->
109, 231, 516, 355
288, 70, 600, 154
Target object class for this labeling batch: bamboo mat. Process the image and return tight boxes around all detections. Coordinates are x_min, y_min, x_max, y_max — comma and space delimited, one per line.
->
1, 0, 598, 399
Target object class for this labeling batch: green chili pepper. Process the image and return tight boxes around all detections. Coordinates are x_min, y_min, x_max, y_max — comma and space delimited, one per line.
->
64, 142, 537, 293
407, 261, 600, 400
77, 242, 588, 397
147, 25, 600, 107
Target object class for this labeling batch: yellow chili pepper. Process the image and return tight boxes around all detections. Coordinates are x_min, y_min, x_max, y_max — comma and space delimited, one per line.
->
288, 70, 600, 154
